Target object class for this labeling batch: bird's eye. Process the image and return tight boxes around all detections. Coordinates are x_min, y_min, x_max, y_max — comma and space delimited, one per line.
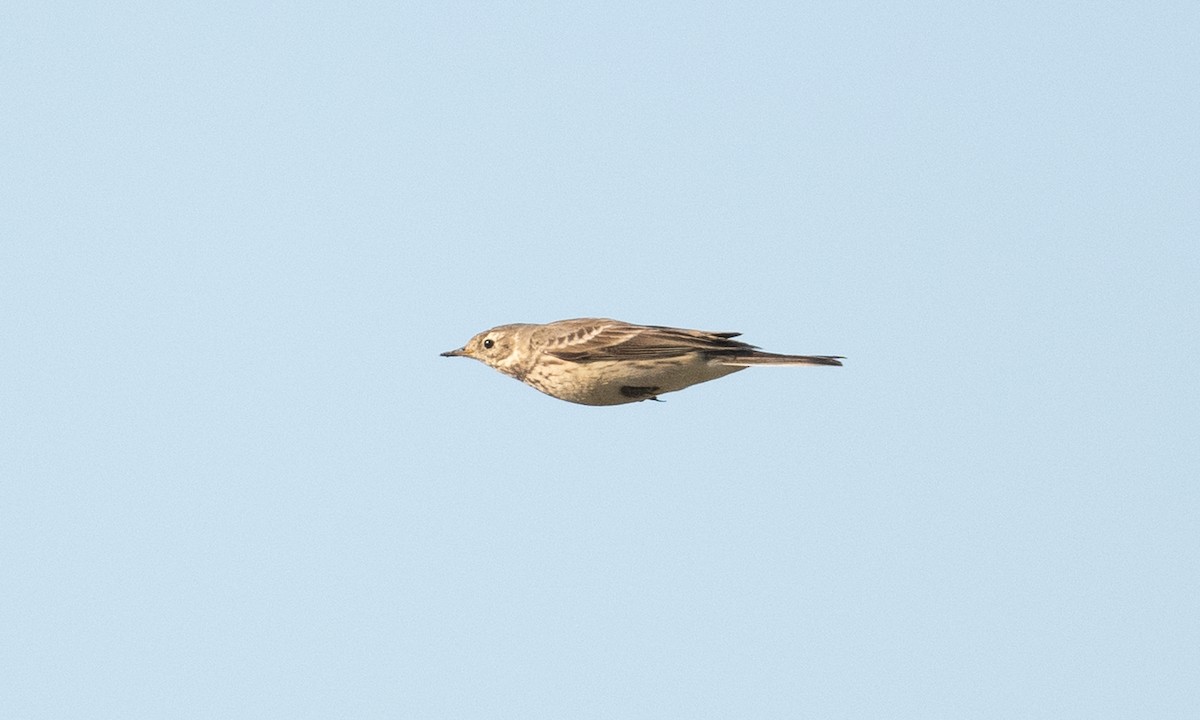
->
483, 338, 494, 349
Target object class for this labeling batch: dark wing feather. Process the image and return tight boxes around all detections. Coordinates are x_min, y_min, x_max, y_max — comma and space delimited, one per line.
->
544, 321, 756, 362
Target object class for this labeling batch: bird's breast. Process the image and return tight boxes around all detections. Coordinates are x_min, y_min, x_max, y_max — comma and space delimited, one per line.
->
520, 355, 744, 405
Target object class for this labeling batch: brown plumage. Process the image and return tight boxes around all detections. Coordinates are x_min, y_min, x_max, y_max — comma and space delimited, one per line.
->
440, 318, 843, 406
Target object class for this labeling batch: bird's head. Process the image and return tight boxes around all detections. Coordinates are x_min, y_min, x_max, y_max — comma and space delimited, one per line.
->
440, 324, 521, 369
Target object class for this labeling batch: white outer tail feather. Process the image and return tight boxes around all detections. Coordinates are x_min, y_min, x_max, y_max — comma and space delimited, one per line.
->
719, 353, 844, 367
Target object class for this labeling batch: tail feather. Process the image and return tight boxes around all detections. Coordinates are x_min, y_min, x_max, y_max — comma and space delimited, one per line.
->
718, 352, 843, 367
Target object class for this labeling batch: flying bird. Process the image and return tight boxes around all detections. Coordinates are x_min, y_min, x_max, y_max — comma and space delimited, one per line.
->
440, 317, 842, 406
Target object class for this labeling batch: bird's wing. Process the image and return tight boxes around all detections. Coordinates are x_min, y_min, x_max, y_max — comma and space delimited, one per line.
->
542, 320, 754, 362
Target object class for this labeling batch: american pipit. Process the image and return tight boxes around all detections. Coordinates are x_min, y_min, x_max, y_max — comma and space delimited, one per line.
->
440, 318, 842, 406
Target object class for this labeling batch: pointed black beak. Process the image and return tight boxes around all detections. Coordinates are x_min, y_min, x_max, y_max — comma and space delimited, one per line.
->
440, 348, 466, 357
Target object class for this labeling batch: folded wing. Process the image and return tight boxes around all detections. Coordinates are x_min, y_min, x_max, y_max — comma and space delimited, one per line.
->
542, 319, 756, 362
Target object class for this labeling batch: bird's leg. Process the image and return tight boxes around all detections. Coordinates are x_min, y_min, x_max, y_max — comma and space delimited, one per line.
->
620, 386, 661, 401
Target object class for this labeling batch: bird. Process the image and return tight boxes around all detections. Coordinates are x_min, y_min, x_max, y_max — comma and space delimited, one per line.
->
440, 317, 842, 406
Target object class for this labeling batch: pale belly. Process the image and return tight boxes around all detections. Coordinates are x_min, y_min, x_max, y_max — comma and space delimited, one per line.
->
522, 356, 746, 406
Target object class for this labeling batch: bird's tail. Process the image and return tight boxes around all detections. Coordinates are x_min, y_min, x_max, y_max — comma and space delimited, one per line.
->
718, 352, 843, 367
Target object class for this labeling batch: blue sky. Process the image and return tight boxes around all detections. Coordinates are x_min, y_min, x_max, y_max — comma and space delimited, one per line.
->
3, 2, 1198, 718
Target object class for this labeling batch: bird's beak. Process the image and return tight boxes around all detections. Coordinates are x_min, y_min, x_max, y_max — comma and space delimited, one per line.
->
440, 347, 467, 357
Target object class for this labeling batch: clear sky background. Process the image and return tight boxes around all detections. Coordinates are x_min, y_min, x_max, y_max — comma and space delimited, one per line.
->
3, 2, 1198, 718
